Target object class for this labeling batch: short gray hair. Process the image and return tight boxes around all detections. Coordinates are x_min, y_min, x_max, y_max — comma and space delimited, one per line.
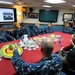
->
41, 39, 54, 57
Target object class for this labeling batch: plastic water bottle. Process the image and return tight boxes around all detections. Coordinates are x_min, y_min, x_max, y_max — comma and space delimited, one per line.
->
58, 38, 62, 45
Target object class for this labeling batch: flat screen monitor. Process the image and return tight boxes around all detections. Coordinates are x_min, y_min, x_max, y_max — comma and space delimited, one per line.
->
0, 8, 17, 23
39, 10, 59, 22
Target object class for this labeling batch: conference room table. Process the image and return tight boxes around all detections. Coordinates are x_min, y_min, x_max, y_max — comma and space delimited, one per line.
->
0, 32, 72, 75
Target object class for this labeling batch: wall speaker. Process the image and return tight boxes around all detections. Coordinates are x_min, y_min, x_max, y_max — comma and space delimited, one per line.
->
29, 8, 33, 12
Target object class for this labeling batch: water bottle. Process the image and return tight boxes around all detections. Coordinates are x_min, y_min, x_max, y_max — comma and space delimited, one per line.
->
58, 38, 62, 45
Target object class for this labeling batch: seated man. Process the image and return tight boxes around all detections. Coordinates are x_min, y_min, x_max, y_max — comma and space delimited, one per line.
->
32, 21, 44, 36
11, 39, 63, 75
22, 25, 30, 38
63, 22, 73, 34
59, 34, 75, 75
0, 30, 15, 43
45, 22, 54, 33
14, 25, 30, 39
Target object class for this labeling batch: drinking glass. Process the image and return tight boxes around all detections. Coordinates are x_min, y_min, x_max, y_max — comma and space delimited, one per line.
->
28, 47, 32, 50
24, 44, 27, 49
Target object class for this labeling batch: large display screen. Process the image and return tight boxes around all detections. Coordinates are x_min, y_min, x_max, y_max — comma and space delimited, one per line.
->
0, 8, 17, 23
39, 10, 59, 22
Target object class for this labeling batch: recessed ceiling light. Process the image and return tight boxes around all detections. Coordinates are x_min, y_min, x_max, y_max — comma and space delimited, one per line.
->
0, 1, 13, 4
42, 5, 52, 7
72, 5, 75, 7
44, 0, 66, 4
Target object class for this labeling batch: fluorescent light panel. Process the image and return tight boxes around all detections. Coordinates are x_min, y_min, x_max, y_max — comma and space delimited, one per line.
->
0, 1, 13, 4
72, 5, 75, 7
43, 5, 52, 7
44, 0, 66, 4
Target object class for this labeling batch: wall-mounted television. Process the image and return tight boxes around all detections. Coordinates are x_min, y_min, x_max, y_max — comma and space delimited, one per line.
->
39, 10, 59, 22
0, 8, 17, 23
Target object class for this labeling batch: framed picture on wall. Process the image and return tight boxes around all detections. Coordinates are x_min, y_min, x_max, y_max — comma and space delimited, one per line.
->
28, 13, 38, 19
63, 13, 73, 21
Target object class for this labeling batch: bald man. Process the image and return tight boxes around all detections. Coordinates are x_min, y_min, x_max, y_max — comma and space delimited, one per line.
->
11, 39, 63, 75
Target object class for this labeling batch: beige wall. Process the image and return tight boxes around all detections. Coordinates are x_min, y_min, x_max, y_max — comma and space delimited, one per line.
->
22, 7, 75, 25
13, 5, 23, 23
0, 5, 74, 25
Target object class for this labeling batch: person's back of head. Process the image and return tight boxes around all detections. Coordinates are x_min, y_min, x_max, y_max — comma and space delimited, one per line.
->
41, 38, 54, 57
